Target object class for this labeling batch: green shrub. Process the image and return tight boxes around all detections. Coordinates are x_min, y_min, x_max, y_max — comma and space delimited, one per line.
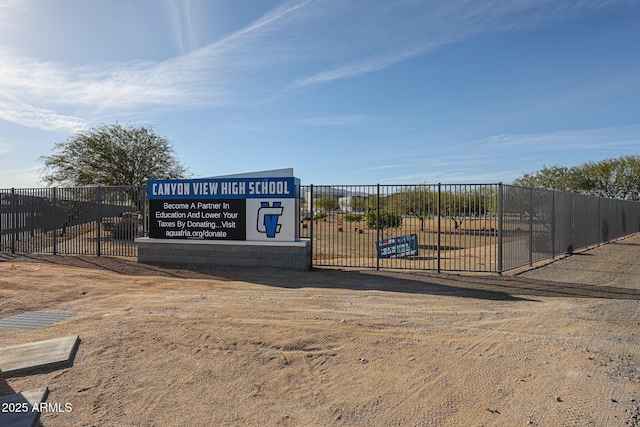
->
313, 212, 327, 221
365, 210, 402, 229
343, 213, 364, 222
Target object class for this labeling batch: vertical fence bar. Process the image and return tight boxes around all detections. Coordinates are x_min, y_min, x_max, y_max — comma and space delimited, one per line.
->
497, 183, 503, 274
10, 188, 16, 254
53, 187, 58, 255
437, 183, 441, 273
309, 185, 314, 270
29, 194, 34, 239
491, 184, 496, 272
465, 185, 472, 270
571, 192, 575, 252
597, 196, 602, 244
143, 185, 148, 237
96, 186, 102, 256
529, 187, 533, 266
0, 192, 3, 251
551, 190, 556, 258
0, 193, 3, 251
376, 184, 380, 271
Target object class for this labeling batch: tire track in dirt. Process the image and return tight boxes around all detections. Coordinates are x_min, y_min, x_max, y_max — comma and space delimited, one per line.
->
308, 295, 624, 426
412, 311, 544, 425
3, 241, 640, 426
272, 296, 533, 425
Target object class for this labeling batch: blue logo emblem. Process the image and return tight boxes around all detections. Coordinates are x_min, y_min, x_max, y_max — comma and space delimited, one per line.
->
257, 202, 283, 238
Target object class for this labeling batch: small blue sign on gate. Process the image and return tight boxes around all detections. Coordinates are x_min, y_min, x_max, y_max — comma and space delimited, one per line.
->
376, 233, 419, 259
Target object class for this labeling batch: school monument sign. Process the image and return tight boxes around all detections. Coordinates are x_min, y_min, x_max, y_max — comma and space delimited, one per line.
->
136, 169, 310, 270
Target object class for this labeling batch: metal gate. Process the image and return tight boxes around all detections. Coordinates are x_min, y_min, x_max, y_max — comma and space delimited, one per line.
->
300, 184, 500, 272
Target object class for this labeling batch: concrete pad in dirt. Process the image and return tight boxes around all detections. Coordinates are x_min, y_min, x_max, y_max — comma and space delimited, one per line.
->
0, 387, 48, 427
0, 335, 80, 377
0, 312, 75, 330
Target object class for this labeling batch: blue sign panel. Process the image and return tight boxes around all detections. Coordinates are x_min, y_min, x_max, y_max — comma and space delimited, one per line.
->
147, 177, 299, 241
148, 177, 296, 200
376, 233, 419, 259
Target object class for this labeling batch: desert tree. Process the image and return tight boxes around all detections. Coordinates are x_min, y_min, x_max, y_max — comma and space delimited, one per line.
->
40, 123, 189, 187
512, 155, 640, 200
348, 196, 370, 212
512, 165, 581, 193
39, 123, 189, 238
579, 156, 640, 200
314, 195, 340, 212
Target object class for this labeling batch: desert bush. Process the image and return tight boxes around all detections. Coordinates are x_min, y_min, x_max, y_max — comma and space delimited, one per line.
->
365, 210, 402, 229
343, 213, 364, 222
313, 212, 327, 221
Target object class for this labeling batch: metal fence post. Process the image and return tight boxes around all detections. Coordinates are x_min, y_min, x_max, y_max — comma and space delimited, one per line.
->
529, 187, 533, 266
376, 183, 380, 271
437, 183, 441, 273
10, 188, 16, 254
96, 186, 101, 256
571, 192, 575, 252
53, 187, 57, 255
551, 190, 556, 258
497, 183, 503, 274
598, 196, 602, 244
0, 194, 3, 249
142, 185, 148, 236
29, 194, 35, 238
309, 185, 314, 270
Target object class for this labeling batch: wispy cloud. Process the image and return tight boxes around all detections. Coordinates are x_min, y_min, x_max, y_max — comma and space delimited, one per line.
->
482, 125, 640, 151
289, 46, 430, 90
0, 99, 86, 133
0, 0, 634, 133
0, 0, 316, 132
288, 0, 633, 90
325, 125, 640, 185
163, 0, 206, 54
0, 47, 226, 132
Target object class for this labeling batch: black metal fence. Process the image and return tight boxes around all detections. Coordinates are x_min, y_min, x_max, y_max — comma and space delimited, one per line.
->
500, 185, 640, 271
300, 184, 500, 272
2, 183, 640, 273
300, 184, 640, 273
1, 186, 145, 257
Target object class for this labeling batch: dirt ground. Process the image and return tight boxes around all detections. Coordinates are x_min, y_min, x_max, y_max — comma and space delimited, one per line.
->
1, 235, 639, 427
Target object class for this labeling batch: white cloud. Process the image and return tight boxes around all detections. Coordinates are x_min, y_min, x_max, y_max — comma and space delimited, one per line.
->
0, 98, 86, 133
0, 48, 225, 131
0, 0, 634, 133
0, 1, 316, 132
163, 0, 206, 54
289, 46, 429, 90
482, 125, 640, 151
288, 0, 633, 90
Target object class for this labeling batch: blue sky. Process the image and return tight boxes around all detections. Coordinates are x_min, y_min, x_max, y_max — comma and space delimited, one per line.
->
0, 0, 639, 188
